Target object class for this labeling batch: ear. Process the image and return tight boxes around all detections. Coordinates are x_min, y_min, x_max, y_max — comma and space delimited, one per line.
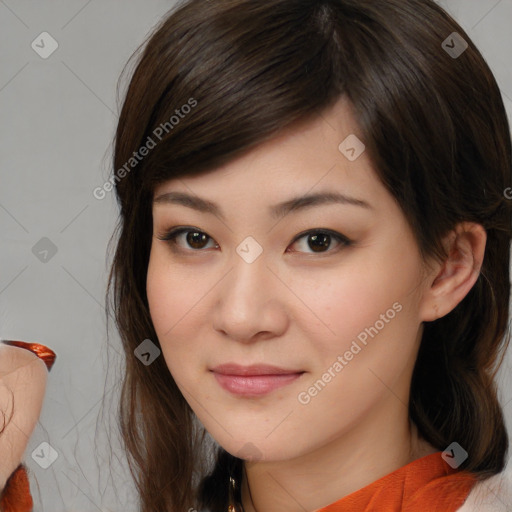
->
419, 222, 487, 322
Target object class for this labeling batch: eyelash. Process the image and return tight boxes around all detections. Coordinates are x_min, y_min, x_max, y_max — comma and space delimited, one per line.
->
156, 226, 352, 256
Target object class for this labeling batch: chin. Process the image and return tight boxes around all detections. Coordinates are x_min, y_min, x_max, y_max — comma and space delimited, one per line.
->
208, 431, 307, 463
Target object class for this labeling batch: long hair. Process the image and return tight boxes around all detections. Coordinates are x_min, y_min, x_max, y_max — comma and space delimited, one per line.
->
105, 0, 512, 510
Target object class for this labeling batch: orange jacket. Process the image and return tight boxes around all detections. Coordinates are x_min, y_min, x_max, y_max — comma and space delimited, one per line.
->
1, 454, 509, 512
315, 451, 476, 512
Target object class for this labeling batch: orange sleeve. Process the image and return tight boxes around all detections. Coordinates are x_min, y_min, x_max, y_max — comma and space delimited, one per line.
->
0, 464, 33, 512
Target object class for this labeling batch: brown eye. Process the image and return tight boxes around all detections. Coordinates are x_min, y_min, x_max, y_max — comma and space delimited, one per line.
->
288, 230, 351, 254
184, 231, 210, 249
157, 227, 217, 251
307, 233, 331, 252
157, 227, 351, 255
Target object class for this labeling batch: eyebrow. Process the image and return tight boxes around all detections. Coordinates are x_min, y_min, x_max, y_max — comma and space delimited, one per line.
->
153, 190, 373, 221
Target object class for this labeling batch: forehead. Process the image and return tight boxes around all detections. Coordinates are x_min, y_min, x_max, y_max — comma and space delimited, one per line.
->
152, 97, 385, 212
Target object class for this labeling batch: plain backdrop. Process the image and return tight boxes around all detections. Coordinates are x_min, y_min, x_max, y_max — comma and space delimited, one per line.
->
1, 0, 512, 510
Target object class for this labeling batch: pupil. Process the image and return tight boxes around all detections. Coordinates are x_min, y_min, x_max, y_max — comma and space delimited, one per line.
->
309, 233, 330, 252
187, 231, 208, 249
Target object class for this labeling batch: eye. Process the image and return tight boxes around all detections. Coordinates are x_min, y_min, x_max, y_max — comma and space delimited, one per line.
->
288, 229, 352, 254
156, 227, 352, 255
157, 226, 217, 251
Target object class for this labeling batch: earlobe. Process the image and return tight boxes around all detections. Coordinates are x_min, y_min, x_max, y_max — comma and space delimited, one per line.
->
419, 222, 486, 322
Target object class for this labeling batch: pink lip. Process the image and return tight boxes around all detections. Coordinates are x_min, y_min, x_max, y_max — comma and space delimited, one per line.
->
210, 363, 305, 396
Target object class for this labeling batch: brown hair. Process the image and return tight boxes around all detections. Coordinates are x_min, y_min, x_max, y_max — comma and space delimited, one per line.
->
105, 0, 512, 510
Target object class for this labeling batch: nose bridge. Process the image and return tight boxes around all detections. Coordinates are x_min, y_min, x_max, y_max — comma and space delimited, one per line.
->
213, 237, 283, 339
227, 236, 271, 304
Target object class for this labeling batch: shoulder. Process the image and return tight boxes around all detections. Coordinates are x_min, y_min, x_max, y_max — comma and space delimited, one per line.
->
456, 463, 512, 512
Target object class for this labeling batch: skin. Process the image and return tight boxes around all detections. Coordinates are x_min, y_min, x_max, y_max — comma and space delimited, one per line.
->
0, 344, 48, 491
147, 97, 486, 512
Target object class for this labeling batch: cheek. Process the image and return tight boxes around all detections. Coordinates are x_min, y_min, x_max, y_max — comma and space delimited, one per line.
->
146, 247, 201, 331
146, 247, 213, 381
302, 241, 424, 388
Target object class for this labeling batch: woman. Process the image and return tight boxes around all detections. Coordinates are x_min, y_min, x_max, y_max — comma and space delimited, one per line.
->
3, 0, 510, 510
103, 0, 512, 510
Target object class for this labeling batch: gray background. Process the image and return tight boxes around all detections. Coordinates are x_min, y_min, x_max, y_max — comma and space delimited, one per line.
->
1, 1, 511, 510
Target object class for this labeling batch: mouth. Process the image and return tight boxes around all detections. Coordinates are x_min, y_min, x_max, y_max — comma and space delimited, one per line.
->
210, 363, 305, 396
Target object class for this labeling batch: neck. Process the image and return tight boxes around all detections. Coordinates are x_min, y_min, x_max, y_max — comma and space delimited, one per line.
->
240, 402, 436, 512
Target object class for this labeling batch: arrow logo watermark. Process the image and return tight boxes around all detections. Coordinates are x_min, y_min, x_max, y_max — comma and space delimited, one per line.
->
442, 32, 468, 59
134, 339, 161, 366
338, 134, 366, 162
31, 31, 59, 59
442, 441, 468, 468
32, 237, 58, 263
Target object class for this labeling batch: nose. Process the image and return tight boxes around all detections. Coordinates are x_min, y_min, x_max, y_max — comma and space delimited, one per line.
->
212, 250, 289, 343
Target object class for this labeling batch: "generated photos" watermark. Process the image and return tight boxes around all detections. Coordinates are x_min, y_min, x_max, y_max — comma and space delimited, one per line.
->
298, 301, 403, 405
93, 97, 197, 200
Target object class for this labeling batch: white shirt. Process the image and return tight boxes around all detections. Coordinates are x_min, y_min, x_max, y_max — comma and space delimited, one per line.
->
457, 463, 512, 511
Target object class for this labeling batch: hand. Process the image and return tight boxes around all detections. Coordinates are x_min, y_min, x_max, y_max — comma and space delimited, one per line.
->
0, 343, 49, 491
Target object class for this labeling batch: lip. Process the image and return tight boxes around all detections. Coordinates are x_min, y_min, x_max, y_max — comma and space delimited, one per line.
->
210, 363, 305, 396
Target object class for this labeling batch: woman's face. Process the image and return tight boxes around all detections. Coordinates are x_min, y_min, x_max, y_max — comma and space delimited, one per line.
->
147, 98, 435, 462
